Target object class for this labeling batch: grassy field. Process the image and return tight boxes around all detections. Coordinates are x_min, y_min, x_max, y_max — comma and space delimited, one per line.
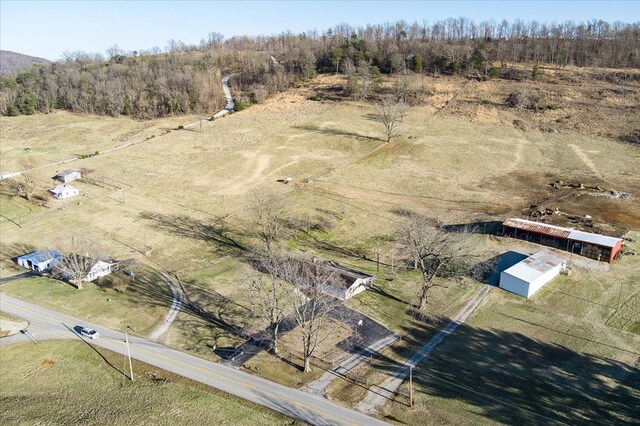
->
0, 341, 291, 425
0, 111, 203, 173
0, 70, 638, 423
0, 267, 170, 334
378, 234, 640, 424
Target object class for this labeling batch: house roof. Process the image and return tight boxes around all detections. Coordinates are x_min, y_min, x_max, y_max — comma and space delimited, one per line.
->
51, 184, 77, 194
503, 218, 622, 248
325, 262, 372, 289
502, 249, 566, 283
57, 169, 78, 177
17, 250, 62, 264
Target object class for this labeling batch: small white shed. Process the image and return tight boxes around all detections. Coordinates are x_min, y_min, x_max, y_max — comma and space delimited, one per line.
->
499, 249, 566, 298
55, 170, 81, 183
50, 184, 79, 200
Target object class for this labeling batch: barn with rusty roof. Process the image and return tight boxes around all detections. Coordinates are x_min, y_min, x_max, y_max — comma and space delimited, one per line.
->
502, 218, 623, 263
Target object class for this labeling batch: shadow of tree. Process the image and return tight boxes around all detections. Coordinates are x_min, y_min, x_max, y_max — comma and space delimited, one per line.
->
1, 242, 39, 261
293, 124, 382, 142
442, 221, 504, 235
472, 251, 529, 285
139, 212, 245, 253
371, 314, 640, 424
298, 229, 374, 263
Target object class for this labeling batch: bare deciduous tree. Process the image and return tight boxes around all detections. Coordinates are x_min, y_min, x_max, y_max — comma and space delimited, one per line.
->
396, 213, 475, 310
245, 251, 289, 355
395, 69, 413, 103
280, 256, 342, 373
54, 236, 106, 290
11, 157, 38, 201
375, 97, 409, 143
248, 188, 287, 251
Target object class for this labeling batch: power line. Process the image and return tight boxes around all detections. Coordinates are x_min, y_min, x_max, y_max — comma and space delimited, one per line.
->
352, 358, 570, 425
411, 368, 570, 426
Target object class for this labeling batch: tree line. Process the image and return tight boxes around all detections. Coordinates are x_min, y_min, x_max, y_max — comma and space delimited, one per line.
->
1, 18, 637, 118
0, 48, 298, 119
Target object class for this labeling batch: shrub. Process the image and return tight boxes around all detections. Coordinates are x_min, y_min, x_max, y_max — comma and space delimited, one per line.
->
506, 88, 542, 111
234, 100, 245, 111
501, 67, 521, 81
4, 106, 20, 116
532, 64, 542, 80
620, 129, 640, 145
489, 67, 501, 79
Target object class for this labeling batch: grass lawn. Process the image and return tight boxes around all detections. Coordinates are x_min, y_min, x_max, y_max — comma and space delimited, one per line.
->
382, 235, 640, 425
0, 341, 292, 425
0, 267, 170, 334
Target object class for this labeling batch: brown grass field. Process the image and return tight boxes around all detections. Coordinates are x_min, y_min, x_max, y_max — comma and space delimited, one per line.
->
1, 69, 639, 424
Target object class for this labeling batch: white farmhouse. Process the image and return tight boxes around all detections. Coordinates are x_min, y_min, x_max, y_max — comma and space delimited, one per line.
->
85, 260, 112, 282
50, 184, 79, 200
499, 249, 566, 298
322, 263, 374, 301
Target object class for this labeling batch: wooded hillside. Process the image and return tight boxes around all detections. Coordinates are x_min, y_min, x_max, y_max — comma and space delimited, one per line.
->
1, 18, 638, 119
0, 50, 50, 77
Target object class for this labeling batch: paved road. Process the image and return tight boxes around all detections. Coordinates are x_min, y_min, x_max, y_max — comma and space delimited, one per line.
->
355, 284, 493, 413
302, 332, 400, 397
0, 294, 389, 426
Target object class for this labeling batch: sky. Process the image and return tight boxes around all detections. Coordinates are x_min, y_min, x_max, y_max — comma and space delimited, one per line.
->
1, 1, 638, 60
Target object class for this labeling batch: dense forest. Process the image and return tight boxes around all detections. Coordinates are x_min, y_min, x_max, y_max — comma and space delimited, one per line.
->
1, 18, 638, 119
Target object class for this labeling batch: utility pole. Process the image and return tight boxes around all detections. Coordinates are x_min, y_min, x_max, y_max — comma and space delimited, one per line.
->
616, 278, 624, 310
391, 251, 394, 274
125, 332, 134, 381
376, 238, 380, 272
409, 365, 414, 408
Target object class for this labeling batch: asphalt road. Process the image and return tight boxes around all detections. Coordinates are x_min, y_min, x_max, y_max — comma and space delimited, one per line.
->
0, 294, 390, 426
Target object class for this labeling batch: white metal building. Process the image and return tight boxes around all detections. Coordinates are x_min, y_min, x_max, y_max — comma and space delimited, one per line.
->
17, 250, 63, 272
50, 184, 79, 200
499, 249, 566, 298
55, 170, 81, 183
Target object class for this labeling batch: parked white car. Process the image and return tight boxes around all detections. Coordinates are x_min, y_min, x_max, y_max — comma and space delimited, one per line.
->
80, 327, 99, 339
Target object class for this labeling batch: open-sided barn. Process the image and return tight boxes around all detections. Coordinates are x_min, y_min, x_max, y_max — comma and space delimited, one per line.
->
502, 218, 623, 263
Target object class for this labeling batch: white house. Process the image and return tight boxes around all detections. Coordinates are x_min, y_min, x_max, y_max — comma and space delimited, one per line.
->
55, 170, 81, 183
322, 263, 374, 301
56, 259, 113, 283
85, 260, 112, 282
499, 249, 566, 298
50, 184, 79, 200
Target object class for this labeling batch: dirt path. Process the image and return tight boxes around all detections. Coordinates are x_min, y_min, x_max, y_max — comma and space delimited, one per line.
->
354, 283, 493, 414
568, 143, 606, 182
221, 153, 273, 195
148, 272, 183, 340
